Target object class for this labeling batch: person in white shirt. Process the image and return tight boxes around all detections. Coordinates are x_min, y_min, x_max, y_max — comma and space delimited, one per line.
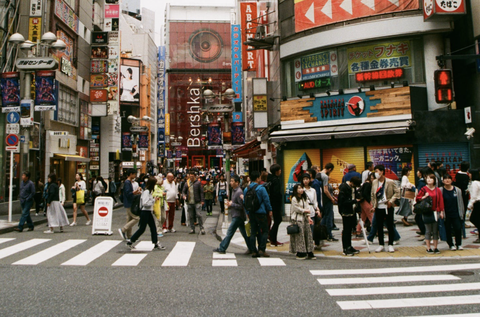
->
57, 178, 66, 206
162, 173, 178, 233
361, 162, 374, 184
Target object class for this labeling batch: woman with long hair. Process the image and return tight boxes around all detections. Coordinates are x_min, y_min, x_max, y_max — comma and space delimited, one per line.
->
57, 178, 66, 206
467, 169, 480, 243
127, 176, 166, 250
289, 184, 315, 260
70, 173, 92, 226
399, 166, 414, 226
45, 174, 69, 233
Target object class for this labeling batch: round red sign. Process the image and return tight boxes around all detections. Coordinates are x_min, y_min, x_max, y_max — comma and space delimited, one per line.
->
98, 206, 108, 217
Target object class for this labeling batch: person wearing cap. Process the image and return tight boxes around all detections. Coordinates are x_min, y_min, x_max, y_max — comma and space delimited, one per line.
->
342, 164, 362, 183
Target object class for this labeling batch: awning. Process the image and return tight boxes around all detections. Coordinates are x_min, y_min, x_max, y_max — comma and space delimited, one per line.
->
270, 120, 411, 143
54, 154, 91, 163
233, 139, 261, 158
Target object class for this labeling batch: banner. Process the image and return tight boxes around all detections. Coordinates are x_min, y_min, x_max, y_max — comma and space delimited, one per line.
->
284, 149, 321, 202
1, 72, 20, 107
347, 41, 412, 74
367, 145, 415, 182
157, 46, 166, 160
295, 0, 419, 33
120, 65, 140, 102
208, 123, 222, 146
294, 50, 338, 82
28, 17, 42, 42
231, 25, 242, 102
35, 71, 56, 106
240, 2, 257, 71
122, 133, 132, 151
231, 122, 245, 145
138, 133, 148, 151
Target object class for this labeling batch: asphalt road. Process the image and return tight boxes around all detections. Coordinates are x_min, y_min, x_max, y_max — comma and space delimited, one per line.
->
1, 206, 480, 317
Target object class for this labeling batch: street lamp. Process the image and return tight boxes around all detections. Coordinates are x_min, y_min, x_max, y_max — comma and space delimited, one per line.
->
5, 32, 65, 223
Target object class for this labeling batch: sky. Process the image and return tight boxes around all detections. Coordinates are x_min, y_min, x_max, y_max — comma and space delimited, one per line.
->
140, 0, 236, 45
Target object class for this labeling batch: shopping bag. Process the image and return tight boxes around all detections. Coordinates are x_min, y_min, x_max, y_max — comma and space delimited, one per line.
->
153, 200, 161, 220
245, 222, 251, 237
76, 190, 85, 204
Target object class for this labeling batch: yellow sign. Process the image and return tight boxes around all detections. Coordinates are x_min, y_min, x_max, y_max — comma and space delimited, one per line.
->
347, 40, 412, 74
253, 95, 267, 112
165, 113, 170, 136
28, 17, 42, 42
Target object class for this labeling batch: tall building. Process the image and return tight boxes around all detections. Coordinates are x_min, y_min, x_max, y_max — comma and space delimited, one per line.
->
164, 4, 233, 170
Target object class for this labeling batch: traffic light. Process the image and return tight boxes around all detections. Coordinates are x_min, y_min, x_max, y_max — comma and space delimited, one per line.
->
434, 69, 453, 104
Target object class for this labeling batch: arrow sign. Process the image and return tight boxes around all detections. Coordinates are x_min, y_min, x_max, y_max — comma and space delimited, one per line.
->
6, 112, 20, 124
5, 134, 19, 146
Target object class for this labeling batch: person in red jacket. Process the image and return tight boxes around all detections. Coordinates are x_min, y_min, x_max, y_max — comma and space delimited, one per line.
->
416, 174, 445, 254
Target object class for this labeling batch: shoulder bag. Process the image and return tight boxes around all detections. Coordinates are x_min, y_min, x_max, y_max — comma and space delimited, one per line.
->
414, 196, 432, 215
287, 199, 302, 235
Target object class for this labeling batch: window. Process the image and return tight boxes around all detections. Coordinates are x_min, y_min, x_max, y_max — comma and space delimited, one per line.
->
57, 84, 78, 126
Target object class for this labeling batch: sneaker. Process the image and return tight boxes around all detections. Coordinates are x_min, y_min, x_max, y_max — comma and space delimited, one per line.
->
307, 252, 316, 260
170, 228, 176, 233
118, 228, 126, 240
348, 246, 360, 254
343, 249, 355, 256
163, 228, 169, 234
200, 229, 205, 235
35, 213, 39, 216
375, 245, 384, 253
43, 229, 54, 234
153, 243, 166, 250
457, 245, 464, 250
470, 229, 478, 234
213, 248, 226, 254
426, 249, 434, 254
69, 222, 77, 227
157, 233, 163, 238
388, 245, 395, 253
434, 248, 441, 254
327, 237, 339, 242
332, 227, 339, 231
417, 235, 425, 241
189, 230, 195, 234
85, 220, 92, 226
450, 246, 457, 251
393, 240, 400, 245
296, 253, 307, 260
126, 240, 135, 249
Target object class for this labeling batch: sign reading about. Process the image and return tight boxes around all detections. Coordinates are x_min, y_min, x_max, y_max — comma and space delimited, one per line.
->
16, 58, 58, 70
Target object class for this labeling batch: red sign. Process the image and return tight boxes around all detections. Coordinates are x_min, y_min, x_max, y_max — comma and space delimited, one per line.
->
295, 0, 419, 33
105, 5, 120, 18
355, 68, 404, 82
240, 2, 257, 71
424, 0, 466, 20
98, 206, 108, 217
90, 89, 108, 102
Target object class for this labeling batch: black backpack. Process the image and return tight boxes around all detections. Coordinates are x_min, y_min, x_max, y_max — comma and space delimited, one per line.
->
244, 184, 261, 213
130, 194, 142, 216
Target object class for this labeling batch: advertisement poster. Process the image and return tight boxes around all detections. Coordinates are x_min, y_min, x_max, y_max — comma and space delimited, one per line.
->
1, 72, 20, 107
92, 32, 108, 45
91, 60, 108, 73
208, 123, 222, 147
90, 74, 108, 88
138, 133, 148, 151
35, 71, 56, 105
91, 46, 108, 59
418, 143, 469, 180
122, 133, 132, 151
284, 149, 321, 201
322, 147, 365, 197
367, 145, 414, 182
231, 122, 245, 145
347, 41, 412, 75
90, 89, 108, 102
120, 65, 140, 102
294, 51, 336, 82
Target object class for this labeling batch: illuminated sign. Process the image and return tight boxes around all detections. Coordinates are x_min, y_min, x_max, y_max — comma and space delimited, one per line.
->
355, 68, 404, 82
298, 78, 331, 90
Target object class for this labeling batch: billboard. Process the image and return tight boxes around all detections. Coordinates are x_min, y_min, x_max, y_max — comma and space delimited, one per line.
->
367, 145, 415, 182
1, 72, 21, 107
120, 65, 140, 102
284, 149, 321, 202
169, 22, 231, 70
240, 2, 257, 71
295, 0, 419, 33
35, 71, 56, 106
231, 24, 242, 102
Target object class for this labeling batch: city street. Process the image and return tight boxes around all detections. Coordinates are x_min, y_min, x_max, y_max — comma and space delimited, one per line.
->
1, 205, 480, 316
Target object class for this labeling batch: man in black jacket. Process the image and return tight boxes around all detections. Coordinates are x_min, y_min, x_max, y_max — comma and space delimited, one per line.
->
182, 171, 205, 234
267, 164, 283, 246
338, 176, 361, 256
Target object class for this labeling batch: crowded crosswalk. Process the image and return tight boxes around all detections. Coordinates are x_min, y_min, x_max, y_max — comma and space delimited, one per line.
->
0, 237, 287, 267
310, 263, 480, 314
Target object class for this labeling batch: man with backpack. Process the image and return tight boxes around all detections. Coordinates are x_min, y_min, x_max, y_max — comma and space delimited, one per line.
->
118, 169, 142, 240
245, 171, 273, 258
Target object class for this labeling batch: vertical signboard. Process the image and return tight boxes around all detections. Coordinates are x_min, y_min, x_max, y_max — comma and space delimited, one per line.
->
157, 46, 166, 159
231, 25, 242, 103
240, 2, 257, 71
28, 18, 42, 42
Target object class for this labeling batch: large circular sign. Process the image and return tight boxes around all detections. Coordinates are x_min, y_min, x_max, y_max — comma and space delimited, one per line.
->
347, 96, 365, 117
5, 134, 19, 146
188, 29, 224, 63
98, 206, 108, 217
424, 0, 433, 17
436, 0, 462, 12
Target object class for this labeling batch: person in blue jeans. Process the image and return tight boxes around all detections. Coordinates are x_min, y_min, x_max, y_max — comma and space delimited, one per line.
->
213, 175, 251, 254
319, 163, 338, 241
367, 212, 401, 243
14, 172, 35, 232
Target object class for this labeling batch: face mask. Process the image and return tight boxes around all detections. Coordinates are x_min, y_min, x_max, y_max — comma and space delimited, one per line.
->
375, 172, 380, 179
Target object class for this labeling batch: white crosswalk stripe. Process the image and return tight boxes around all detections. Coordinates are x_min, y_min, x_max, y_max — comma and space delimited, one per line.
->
257, 258, 286, 266
0, 239, 50, 260
61, 240, 122, 266
13, 239, 86, 265
112, 254, 148, 266
0, 238, 15, 245
162, 241, 195, 266
212, 252, 238, 266
310, 264, 480, 314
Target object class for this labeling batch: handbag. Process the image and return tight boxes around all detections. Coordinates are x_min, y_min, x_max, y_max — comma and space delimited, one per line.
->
76, 190, 85, 204
153, 200, 161, 220
287, 208, 300, 235
414, 196, 432, 215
